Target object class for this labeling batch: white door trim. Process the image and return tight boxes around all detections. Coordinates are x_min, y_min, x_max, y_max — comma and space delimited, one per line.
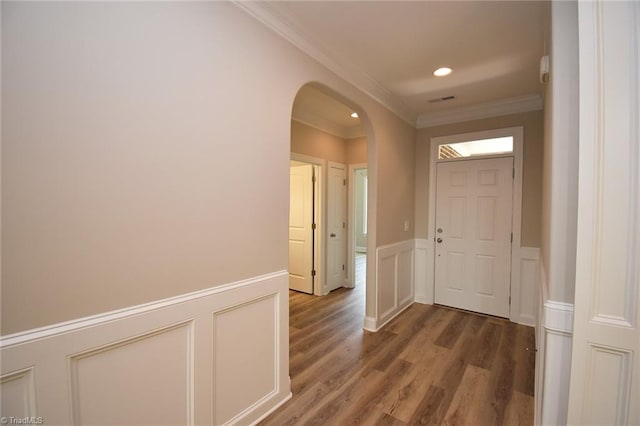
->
426, 126, 524, 322
347, 163, 367, 289
290, 153, 325, 296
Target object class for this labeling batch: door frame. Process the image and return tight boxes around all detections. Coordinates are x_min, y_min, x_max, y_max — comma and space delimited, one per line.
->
291, 153, 324, 296
426, 126, 524, 322
347, 163, 368, 288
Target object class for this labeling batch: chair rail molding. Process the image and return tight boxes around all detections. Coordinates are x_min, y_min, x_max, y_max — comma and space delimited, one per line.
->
0, 272, 291, 426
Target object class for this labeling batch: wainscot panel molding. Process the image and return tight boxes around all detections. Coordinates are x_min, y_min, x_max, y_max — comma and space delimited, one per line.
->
515, 247, 540, 326
0, 271, 291, 426
534, 260, 574, 426
413, 238, 432, 305
366, 240, 415, 332
413, 240, 539, 327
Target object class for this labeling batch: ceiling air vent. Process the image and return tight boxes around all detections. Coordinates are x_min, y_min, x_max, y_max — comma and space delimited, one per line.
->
428, 95, 456, 104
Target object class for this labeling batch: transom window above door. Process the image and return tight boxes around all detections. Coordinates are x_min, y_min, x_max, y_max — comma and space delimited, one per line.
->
438, 136, 513, 160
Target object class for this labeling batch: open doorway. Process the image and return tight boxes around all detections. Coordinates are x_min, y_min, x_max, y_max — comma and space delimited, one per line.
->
289, 84, 367, 300
348, 165, 367, 290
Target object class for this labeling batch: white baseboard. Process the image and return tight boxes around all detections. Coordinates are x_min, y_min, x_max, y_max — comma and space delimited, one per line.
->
0, 272, 291, 426
364, 301, 414, 332
249, 391, 292, 426
363, 316, 377, 332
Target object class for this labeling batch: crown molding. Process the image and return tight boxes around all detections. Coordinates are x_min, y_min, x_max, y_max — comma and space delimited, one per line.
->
417, 94, 543, 128
232, 1, 417, 126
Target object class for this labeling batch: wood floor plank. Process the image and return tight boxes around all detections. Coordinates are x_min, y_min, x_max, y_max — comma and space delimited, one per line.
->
408, 384, 448, 425
514, 323, 536, 396
260, 282, 536, 426
441, 365, 491, 425
381, 344, 449, 422
434, 310, 472, 349
338, 358, 413, 425
504, 390, 535, 426
401, 307, 454, 364
469, 321, 502, 370
375, 413, 408, 426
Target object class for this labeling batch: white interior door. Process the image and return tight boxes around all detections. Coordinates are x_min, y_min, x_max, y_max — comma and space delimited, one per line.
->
327, 162, 347, 292
434, 157, 513, 317
289, 163, 314, 294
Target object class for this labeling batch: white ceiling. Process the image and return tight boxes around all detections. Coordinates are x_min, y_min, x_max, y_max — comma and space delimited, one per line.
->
239, 1, 548, 130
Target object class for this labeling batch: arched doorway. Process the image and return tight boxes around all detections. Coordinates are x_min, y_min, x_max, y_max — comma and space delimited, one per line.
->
288, 82, 370, 307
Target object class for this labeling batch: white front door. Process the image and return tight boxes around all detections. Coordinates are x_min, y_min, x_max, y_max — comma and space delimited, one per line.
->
327, 162, 347, 292
434, 157, 513, 317
289, 163, 314, 294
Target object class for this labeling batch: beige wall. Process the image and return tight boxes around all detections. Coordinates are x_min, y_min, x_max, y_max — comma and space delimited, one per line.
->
346, 137, 367, 165
1, 2, 415, 334
377, 117, 416, 246
290, 121, 368, 166
290, 120, 347, 163
415, 110, 544, 248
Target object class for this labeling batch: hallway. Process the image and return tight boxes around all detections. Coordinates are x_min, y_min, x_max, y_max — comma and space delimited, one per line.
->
261, 285, 535, 425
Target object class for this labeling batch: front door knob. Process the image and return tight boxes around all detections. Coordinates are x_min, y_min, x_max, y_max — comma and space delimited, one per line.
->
437, 238, 443, 243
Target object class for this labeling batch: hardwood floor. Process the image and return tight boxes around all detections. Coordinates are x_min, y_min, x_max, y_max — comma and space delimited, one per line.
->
261, 281, 535, 426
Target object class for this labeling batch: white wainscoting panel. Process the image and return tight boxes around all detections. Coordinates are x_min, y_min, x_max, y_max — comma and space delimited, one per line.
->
213, 294, 279, 425
534, 260, 574, 426
0, 271, 291, 426
414, 239, 432, 305
369, 240, 415, 332
0, 368, 36, 419
69, 321, 194, 425
516, 247, 539, 326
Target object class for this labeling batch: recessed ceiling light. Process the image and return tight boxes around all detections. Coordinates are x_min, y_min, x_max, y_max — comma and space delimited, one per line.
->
351, 112, 359, 118
433, 67, 453, 77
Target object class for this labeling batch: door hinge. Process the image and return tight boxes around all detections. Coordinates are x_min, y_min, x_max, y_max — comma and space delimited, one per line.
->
342, 264, 345, 271
343, 179, 347, 186
509, 294, 511, 304
512, 168, 515, 179
511, 232, 513, 243
312, 175, 316, 183
311, 269, 316, 277
312, 223, 316, 230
